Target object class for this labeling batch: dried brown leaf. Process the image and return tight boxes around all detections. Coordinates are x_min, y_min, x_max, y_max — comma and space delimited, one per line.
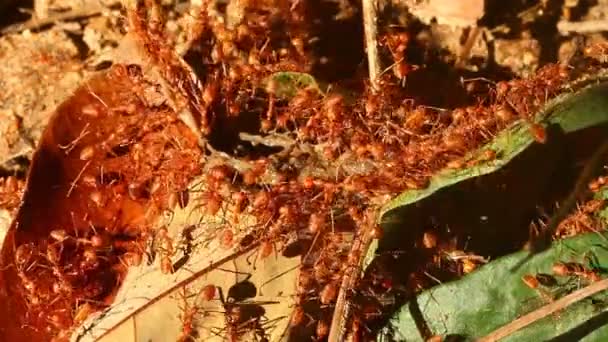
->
0, 64, 201, 341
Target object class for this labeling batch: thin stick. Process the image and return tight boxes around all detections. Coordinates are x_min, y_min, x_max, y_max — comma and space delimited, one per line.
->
327, 211, 377, 342
558, 20, 608, 34
1, 5, 106, 34
362, 0, 381, 92
34, 0, 49, 20
456, 26, 481, 68
479, 277, 608, 342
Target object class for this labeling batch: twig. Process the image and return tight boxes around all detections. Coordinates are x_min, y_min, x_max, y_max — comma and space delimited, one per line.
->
327, 210, 377, 342
238, 132, 296, 149
479, 277, 608, 342
558, 20, 608, 35
34, 0, 49, 20
1, 5, 108, 34
456, 26, 482, 68
362, 0, 381, 92
125, 0, 206, 146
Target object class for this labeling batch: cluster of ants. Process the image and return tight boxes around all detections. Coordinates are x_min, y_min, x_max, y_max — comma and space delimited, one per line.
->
0, 176, 23, 211
0, 61, 202, 341
8, 227, 144, 339
523, 260, 603, 291
164, 160, 372, 341
142, 4, 591, 341
174, 281, 276, 342
1, 1, 607, 341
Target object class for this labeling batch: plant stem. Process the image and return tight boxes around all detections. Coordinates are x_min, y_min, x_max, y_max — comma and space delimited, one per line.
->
362, 0, 381, 92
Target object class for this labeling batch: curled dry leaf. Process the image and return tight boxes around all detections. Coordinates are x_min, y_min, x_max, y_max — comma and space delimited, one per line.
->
70, 165, 300, 341
0, 64, 202, 341
92, 249, 299, 342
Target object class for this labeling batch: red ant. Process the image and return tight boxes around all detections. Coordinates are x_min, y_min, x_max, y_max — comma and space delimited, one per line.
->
176, 287, 205, 342
553, 262, 601, 283
152, 227, 175, 274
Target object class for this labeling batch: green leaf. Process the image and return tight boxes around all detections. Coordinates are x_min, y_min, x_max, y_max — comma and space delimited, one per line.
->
380, 231, 608, 341
370, 80, 608, 341
363, 81, 608, 270
381, 82, 608, 217
263, 72, 323, 99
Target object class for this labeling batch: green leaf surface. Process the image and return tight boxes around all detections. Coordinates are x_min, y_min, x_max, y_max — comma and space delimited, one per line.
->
363, 82, 608, 270
380, 232, 608, 341
370, 80, 608, 341
381, 82, 608, 218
